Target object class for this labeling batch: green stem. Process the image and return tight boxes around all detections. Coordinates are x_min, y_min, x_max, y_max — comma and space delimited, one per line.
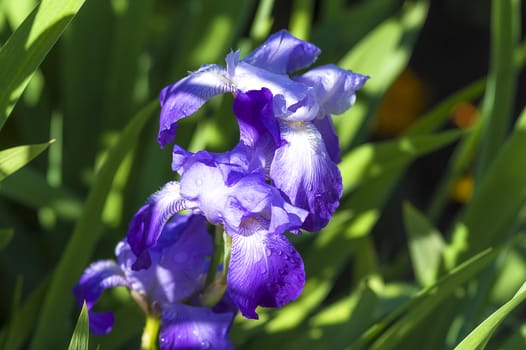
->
200, 228, 231, 307
141, 315, 160, 350
221, 232, 232, 279
205, 225, 225, 287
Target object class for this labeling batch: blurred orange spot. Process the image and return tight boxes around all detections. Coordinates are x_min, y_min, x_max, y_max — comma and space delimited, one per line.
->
451, 102, 479, 129
449, 175, 474, 203
373, 68, 430, 137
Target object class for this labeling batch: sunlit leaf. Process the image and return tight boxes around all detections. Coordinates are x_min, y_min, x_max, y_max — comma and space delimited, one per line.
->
447, 104, 526, 267
340, 129, 463, 194
455, 282, 526, 350
335, 0, 429, 147
67, 301, 89, 350
0, 141, 53, 181
350, 239, 517, 350
0, 0, 86, 129
403, 202, 445, 287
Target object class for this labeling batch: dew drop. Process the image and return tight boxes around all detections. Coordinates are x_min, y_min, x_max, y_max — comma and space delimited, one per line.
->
265, 248, 272, 257
200, 340, 211, 349
260, 266, 267, 274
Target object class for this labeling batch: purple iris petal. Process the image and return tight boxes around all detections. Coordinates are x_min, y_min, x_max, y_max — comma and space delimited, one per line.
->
270, 121, 342, 232
73, 261, 128, 309
174, 143, 309, 229
126, 181, 187, 270
312, 116, 341, 163
158, 30, 330, 148
233, 88, 281, 149
72, 260, 128, 335
172, 144, 253, 183
243, 29, 321, 74
159, 304, 235, 350
118, 215, 212, 304
173, 149, 308, 317
74, 214, 214, 336
294, 64, 369, 116
158, 64, 236, 147
178, 155, 307, 235
180, 162, 268, 232
228, 223, 305, 319
88, 312, 115, 336
179, 161, 238, 227
233, 62, 318, 121
269, 199, 308, 235
172, 147, 220, 173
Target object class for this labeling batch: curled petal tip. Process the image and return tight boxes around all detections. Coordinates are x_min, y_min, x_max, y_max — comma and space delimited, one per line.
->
244, 29, 321, 74
126, 182, 186, 270
158, 65, 235, 147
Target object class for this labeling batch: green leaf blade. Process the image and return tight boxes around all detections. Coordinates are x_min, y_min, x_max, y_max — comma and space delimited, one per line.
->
335, 0, 429, 147
403, 202, 445, 287
30, 101, 157, 350
0, 0, 86, 129
352, 239, 517, 350
448, 105, 526, 266
0, 141, 53, 181
476, 0, 521, 178
455, 282, 526, 350
68, 301, 89, 350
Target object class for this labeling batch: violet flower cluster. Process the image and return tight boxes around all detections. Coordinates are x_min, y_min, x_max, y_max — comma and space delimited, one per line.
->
74, 30, 368, 349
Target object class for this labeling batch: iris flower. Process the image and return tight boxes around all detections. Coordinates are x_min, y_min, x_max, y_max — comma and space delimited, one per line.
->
158, 30, 368, 231
73, 214, 236, 349
127, 140, 308, 319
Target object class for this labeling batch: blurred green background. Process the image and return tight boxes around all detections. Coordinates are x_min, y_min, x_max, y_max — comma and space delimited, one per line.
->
1, 0, 526, 349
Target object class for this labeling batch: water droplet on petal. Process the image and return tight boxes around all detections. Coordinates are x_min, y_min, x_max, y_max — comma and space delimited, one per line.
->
200, 340, 211, 349
266, 248, 272, 256
260, 266, 267, 274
